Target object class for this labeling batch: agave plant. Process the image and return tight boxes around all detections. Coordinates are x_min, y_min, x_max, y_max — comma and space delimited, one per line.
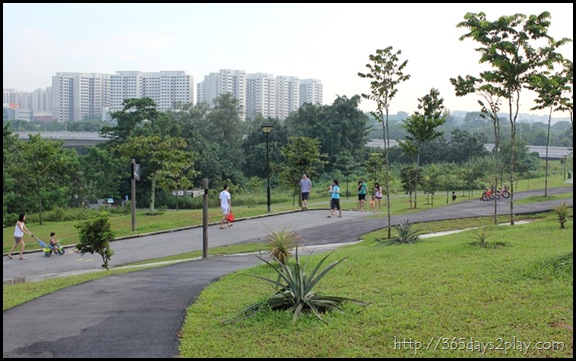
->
266, 227, 302, 265
377, 219, 423, 245
227, 246, 367, 325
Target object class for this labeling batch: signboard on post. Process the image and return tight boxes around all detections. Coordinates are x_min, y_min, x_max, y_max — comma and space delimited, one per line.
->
172, 189, 204, 197
132, 163, 140, 181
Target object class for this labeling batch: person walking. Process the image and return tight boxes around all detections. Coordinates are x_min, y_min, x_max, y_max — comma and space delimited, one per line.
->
299, 173, 312, 210
373, 182, 383, 212
8, 213, 33, 260
357, 179, 368, 212
219, 184, 233, 229
328, 179, 342, 218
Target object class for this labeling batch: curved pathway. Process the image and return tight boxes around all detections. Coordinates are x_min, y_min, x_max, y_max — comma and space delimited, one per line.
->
2, 187, 572, 358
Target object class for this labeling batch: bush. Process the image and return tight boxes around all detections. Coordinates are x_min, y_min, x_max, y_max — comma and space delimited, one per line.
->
75, 216, 115, 270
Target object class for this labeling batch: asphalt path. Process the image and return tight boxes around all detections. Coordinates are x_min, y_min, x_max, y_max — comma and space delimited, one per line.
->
2, 186, 572, 358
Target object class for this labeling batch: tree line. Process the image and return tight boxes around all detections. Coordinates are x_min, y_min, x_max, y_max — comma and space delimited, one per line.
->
3, 10, 572, 234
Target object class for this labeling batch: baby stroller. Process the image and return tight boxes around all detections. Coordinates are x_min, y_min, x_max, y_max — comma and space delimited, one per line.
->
33, 235, 65, 257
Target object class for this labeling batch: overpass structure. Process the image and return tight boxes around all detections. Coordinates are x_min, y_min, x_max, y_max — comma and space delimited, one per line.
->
15, 132, 573, 159
15, 131, 108, 148
367, 139, 572, 159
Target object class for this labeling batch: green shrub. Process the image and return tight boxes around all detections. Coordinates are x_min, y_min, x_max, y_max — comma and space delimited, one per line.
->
75, 216, 115, 270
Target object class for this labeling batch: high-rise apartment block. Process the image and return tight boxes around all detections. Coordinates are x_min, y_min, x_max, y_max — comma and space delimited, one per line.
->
6, 68, 321, 122
197, 69, 323, 120
109, 71, 193, 113
49, 71, 194, 121
52, 72, 109, 122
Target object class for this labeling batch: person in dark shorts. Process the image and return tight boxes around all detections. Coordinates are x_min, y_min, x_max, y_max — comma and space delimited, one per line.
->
357, 179, 367, 212
328, 179, 342, 218
299, 173, 312, 210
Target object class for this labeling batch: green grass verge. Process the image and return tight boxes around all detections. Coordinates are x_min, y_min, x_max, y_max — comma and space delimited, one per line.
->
2, 174, 573, 357
2, 215, 573, 357
179, 214, 573, 358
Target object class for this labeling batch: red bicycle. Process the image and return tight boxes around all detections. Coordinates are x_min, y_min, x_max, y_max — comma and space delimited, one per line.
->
481, 185, 510, 201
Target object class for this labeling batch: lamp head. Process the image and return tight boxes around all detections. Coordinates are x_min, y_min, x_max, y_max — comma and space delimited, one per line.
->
261, 124, 274, 134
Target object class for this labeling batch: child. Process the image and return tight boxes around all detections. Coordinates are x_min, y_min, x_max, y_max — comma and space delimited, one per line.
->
369, 196, 376, 212
49, 232, 59, 253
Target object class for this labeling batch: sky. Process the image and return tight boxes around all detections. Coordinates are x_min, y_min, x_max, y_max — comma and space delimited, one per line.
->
3, 3, 573, 117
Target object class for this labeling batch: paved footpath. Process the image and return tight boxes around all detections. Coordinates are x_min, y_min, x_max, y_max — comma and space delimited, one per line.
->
2, 187, 572, 358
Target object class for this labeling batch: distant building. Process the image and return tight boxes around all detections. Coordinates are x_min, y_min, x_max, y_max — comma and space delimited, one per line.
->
3, 102, 32, 122
49, 71, 194, 122
299, 78, 323, 106
246, 73, 276, 119
51, 72, 109, 122
197, 69, 246, 119
197, 69, 323, 120
109, 70, 194, 113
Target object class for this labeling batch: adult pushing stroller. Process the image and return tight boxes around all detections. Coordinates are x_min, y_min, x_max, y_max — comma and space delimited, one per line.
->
33, 234, 65, 257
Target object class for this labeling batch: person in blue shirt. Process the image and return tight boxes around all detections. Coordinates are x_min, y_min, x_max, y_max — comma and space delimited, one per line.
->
328, 179, 342, 218
357, 179, 368, 212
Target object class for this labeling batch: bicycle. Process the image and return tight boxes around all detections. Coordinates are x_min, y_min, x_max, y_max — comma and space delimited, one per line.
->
481, 185, 510, 201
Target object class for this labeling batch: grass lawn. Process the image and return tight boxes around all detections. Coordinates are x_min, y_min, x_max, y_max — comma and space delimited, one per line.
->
2, 173, 573, 357
3, 174, 572, 254
179, 214, 573, 358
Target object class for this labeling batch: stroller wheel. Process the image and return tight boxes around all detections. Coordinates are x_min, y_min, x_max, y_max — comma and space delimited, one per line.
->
44, 251, 52, 257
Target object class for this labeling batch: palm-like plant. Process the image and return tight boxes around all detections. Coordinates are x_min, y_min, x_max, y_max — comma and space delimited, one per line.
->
227, 246, 367, 325
553, 202, 571, 229
377, 219, 423, 245
266, 227, 302, 265
471, 226, 491, 247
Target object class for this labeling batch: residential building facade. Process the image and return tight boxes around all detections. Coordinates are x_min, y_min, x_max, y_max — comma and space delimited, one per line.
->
6, 68, 321, 122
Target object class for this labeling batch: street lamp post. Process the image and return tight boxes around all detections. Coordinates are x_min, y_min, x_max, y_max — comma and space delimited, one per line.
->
261, 124, 274, 212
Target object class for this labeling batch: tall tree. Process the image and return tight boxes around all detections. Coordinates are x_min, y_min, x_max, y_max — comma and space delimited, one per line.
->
286, 95, 368, 173
274, 136, 327, 205
358, 46, 410, 237
451, 74, 505, 224
192, 93, 247, 186
527, 58, 571, 196
115, 135, 197, 215
553, 59, 573, 149
453, 11, 570, 225
398, 88, 446, 209
100, 98, 160, 147
11, 135, 74, 224
78, 146, 128, 203
3, 125, 19, 221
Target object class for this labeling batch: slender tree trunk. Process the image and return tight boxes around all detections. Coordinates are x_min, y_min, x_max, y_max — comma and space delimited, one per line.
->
508, 100, 519, 226
544, 107, 552, 197
383, 109, 392, 239
492, 115, 500, 225
150, 174, 156, 214
414, 148, 420, 209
